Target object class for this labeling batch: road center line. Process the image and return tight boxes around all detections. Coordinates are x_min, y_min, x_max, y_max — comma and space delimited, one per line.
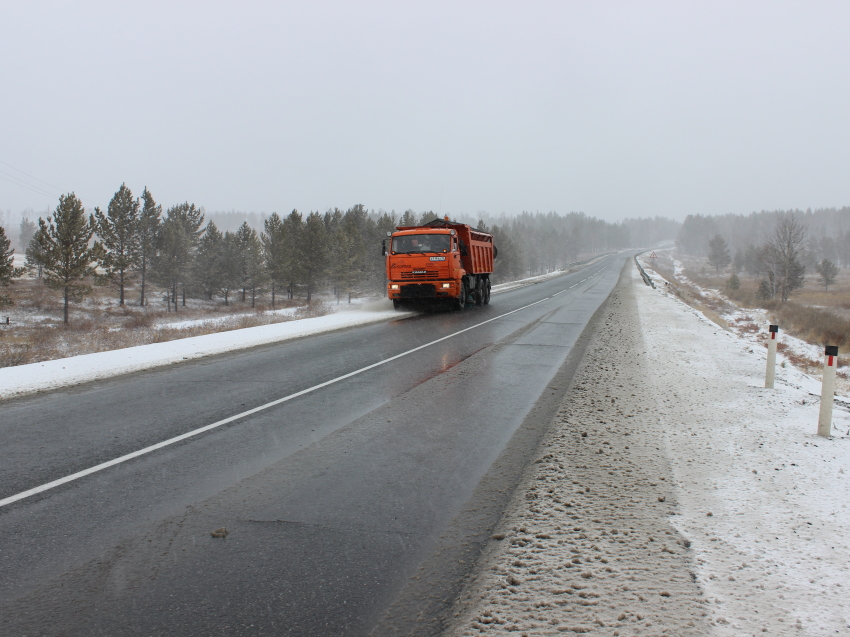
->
1, 291, 568, 509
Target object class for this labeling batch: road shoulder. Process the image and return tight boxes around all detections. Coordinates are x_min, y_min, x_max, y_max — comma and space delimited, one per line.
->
446, 263, 709, 636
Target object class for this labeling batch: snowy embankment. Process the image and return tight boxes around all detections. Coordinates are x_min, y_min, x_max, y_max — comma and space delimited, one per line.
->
449, 265, 849, 636
0, 305, 411, 400
0, 265, 585, 401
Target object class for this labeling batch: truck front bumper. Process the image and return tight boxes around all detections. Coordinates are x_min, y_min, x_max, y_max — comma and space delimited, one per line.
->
388, 281, 456, 299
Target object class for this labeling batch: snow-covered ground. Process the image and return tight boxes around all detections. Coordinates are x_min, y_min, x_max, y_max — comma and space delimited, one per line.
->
449, 265, 850, 636
638, 249, 846, 392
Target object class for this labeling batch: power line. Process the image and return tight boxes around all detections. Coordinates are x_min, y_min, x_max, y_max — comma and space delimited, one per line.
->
0, 173, 58, 201
0, 159, 66, 194
0, 159, 101, 207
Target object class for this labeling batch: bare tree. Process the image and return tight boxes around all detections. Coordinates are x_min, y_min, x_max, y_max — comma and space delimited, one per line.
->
764, 215, 807, 302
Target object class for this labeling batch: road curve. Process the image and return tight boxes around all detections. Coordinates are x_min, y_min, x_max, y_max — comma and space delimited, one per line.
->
0, 253, 630, 636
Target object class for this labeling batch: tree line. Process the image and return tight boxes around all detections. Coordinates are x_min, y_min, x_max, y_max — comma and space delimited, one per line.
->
1, 185, 681, 323
680, 210, 845, 302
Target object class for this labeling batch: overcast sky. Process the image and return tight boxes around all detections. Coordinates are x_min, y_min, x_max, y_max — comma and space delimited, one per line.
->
2, 1, 849, 221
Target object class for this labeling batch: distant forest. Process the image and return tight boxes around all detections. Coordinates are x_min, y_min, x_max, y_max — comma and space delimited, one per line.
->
1, 189, 680, 316
676, 207, 850, 266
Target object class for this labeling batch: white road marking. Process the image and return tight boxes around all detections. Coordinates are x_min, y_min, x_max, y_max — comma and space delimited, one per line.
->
2, 285, 580, 509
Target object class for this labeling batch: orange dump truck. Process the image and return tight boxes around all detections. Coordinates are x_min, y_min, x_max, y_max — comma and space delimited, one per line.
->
383, 217, 496, 310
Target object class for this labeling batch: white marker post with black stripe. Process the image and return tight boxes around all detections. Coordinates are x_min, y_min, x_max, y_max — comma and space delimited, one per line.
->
765, 324, 779, 389
817, 345, 839, 437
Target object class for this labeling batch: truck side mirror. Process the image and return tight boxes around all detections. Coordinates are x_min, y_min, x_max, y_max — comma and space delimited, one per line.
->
382, 239, 387, 256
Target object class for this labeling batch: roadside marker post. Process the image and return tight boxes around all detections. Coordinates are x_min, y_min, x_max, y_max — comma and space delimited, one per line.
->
817, 345, 839, 437
765, 325, 779, 388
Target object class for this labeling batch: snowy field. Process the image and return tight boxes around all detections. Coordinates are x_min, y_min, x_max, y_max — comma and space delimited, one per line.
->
449, 265, 849, 636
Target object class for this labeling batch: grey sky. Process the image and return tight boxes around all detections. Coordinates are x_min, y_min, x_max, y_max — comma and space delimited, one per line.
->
2, 1, 849, 221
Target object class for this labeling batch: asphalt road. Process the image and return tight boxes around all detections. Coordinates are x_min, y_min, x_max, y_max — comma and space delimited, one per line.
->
0, 253, 629, 637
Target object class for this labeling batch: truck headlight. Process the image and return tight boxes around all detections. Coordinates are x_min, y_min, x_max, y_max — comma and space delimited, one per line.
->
390, 284, 399, 290
442, 283, 451, 288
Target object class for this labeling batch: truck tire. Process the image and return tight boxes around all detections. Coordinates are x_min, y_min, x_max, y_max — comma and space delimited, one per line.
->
454, 284, 467, 311
392, 299, 402, 310
483, 279, 491, 305
474, 279, 484, 306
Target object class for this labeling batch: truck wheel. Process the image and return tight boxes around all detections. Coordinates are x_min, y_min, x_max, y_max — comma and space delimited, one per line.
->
392, 299, 402, 310
483, 280, 491, 304
474, 280, 484, 306
454, 285, 467, 311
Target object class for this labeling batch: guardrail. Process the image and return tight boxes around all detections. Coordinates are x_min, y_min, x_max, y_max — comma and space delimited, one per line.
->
634, 253, 655, 289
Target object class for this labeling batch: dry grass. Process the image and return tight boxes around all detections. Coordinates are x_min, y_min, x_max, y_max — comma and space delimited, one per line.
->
672, 253, 850, 355
0, 277, 336, 368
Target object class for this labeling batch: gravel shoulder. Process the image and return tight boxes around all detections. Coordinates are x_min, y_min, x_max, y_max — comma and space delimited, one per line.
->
447, 263, 850, 636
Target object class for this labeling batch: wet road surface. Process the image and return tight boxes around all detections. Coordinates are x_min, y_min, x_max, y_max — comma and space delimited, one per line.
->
0, 254, 628, 636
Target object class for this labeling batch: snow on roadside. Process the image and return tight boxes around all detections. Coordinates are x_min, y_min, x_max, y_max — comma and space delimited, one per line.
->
639, 249, 847, 393
0, 305, 412, 401
449, 265, 850, 636
638, 267, 850, 636
154, 306, 299, 330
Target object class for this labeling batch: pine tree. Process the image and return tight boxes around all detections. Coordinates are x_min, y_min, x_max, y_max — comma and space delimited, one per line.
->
235, 221, 265, 307
95, 183, 140, 305
18, 217, 36, 253
281, 210, 303, 299
151, 203, 204, 310
300, 211, 326, 302
399, 209, 417, 227
1, 225, 25, 305
135, 187, 161, 306
218, 231, 243, 305
194, 221, 224, 300
261, 212, 288, 308
32, 194, 100, 324
815, 258, 839, 291
707, 234, 731, 273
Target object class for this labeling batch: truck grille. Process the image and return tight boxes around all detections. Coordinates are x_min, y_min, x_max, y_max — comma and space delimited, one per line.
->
400, 270, 440, 279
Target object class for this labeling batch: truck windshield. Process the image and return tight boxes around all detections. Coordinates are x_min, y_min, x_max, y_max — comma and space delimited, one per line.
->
392, 234, 451, 254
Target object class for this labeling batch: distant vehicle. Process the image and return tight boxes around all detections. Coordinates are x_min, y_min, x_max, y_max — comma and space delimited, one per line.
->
383, 217, 496, 310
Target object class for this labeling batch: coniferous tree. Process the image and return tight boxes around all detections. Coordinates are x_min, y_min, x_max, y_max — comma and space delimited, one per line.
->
1, 225, 24, 305
95, 183, 140, 305
235, 221, 265, 307
18, 217, 36, 253
300, 211, 326, 302
135, 187, 161, 306
324, 208, 347, 302
707, 234, 731, 273
218, 231, 243, 305
282, 210, 303, 299
261, 212, 288, 308
194, 221, 224, 300
32, 194, 100, 324
152, 203, 204, 310
815, 258, 839, 291
399, 209, 417, 227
